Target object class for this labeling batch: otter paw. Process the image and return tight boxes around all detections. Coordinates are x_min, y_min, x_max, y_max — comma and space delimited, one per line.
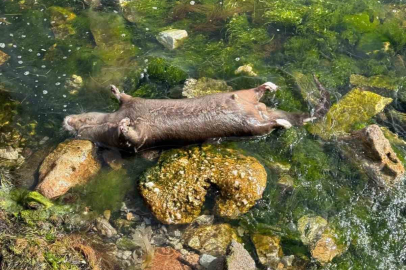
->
111, 85, 121, 100
119, 117, 131, 134
262, 82, 279, 91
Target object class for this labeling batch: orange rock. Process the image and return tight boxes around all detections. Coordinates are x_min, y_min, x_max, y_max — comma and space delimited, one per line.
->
145, 247, 191, 270
36, 140, 101, 199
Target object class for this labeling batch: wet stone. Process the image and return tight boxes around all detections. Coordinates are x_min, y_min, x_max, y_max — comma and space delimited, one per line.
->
157, 29, 188, 50
235, 64, 258, 77
251, 233, 283, 268
36, 140, 101, 199
182, 224, 240, 256
340, 124, 405, 188
226, 240, 256, 270
95, 217, 118, 238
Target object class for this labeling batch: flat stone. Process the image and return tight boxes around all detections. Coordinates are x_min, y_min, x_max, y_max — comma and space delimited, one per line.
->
157, 29, 188, 50
182, 77, 232, 98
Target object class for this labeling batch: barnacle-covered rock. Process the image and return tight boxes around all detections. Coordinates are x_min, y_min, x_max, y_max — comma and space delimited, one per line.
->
309, 89, 392, 139
139, 145, 267, 224
182, 224, 240, 256
36, 140, 101, 199
182, 77, 233, 98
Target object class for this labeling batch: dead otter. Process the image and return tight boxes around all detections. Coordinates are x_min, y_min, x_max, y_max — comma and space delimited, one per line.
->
64, 77, 329, 151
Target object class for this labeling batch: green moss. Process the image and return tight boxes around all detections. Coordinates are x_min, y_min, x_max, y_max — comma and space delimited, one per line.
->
350, 74, 399, 90
343, 12, 379, 33
147, 57, 188, 86
131, 83, 167, 99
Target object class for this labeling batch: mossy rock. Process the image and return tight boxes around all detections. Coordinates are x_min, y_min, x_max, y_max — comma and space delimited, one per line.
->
309, 88, 393, 139
350, 74, 399, 91
48, 6, 76, 40
147, 57, 188, 86
139, 145, 267, 224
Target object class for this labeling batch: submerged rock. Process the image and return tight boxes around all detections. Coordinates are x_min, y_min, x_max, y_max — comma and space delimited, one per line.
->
298, 215, 344, 264
251, 233, 283, 268
36, 140, 101, 199
350, 74, 398, 91
157, 29, 188, 50
226, 240, 256, 270
145, 247, 191, 270
139, 145, 267, 224
0, 147, 24, 168
340, 124, 405, 188
48, 6, 77, 40
235, 64, 258, 77
182, 77, 233, 98
182, 224, 240, 256
0, 50, 10, 66
95, 217, 118, 238
309, 88, 392, 139
65, 74, 83, 95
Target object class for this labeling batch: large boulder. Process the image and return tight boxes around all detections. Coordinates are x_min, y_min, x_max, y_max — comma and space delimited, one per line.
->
139, 145, 267, 224
36, 140, 101, 199
339, 124, 405, 188
309, 88, 392, 139
182, 224, 240, 256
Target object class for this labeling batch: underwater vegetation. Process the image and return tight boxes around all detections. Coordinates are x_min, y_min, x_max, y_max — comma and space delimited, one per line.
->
1, 0, 406, 269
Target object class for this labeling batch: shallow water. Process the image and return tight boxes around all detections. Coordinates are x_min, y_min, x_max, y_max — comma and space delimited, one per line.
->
2, 0, 406, 269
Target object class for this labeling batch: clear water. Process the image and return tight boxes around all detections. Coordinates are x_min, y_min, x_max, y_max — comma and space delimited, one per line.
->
1, 0, 406, 269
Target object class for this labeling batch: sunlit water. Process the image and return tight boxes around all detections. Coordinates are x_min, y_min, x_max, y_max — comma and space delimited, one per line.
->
2, 0, 406, 269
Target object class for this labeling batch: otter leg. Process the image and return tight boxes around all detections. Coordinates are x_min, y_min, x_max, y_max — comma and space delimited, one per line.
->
111, 85, 133, 105
254, 82, 279, 100
118, 117, 147, 152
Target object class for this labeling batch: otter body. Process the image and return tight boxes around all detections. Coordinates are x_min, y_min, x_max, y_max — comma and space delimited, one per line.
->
64, 80, 329, 151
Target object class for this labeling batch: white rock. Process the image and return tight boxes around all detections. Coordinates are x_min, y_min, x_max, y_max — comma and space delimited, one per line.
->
199, 254, 217, 269
157, 29, 188, 50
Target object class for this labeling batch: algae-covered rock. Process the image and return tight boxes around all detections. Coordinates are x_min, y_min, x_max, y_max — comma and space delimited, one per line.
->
297, 215, 344, 264
0, 50, 10, 66
64, 74, 83, 95
297, 215, 328, 246
139, 145, 267, 224
350, 74, 399, 91
339, 125, 405, 188
182, 224, 240, 256
48, 6, 77, 40
157, 29, 188, 50
235, 64, 258, 77
36, 140, 101, 199
309, 89, 392, 139
251, 233, 283, 268
182, 77, 233, 98
0, 147, 24, 169
147, 57, 188, 86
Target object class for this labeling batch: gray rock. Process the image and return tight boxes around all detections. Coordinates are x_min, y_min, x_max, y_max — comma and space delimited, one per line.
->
226, 240, 256, 270
157, 29, 188, 50
200, 254, 218, 269
95, 217, 118, 238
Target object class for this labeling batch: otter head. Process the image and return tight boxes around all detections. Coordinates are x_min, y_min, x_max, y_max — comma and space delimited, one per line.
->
63, 112, 107, 135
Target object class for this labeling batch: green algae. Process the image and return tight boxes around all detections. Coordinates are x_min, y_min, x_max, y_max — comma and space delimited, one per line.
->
72, 168, 133, 214
147, 57, 188, 86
